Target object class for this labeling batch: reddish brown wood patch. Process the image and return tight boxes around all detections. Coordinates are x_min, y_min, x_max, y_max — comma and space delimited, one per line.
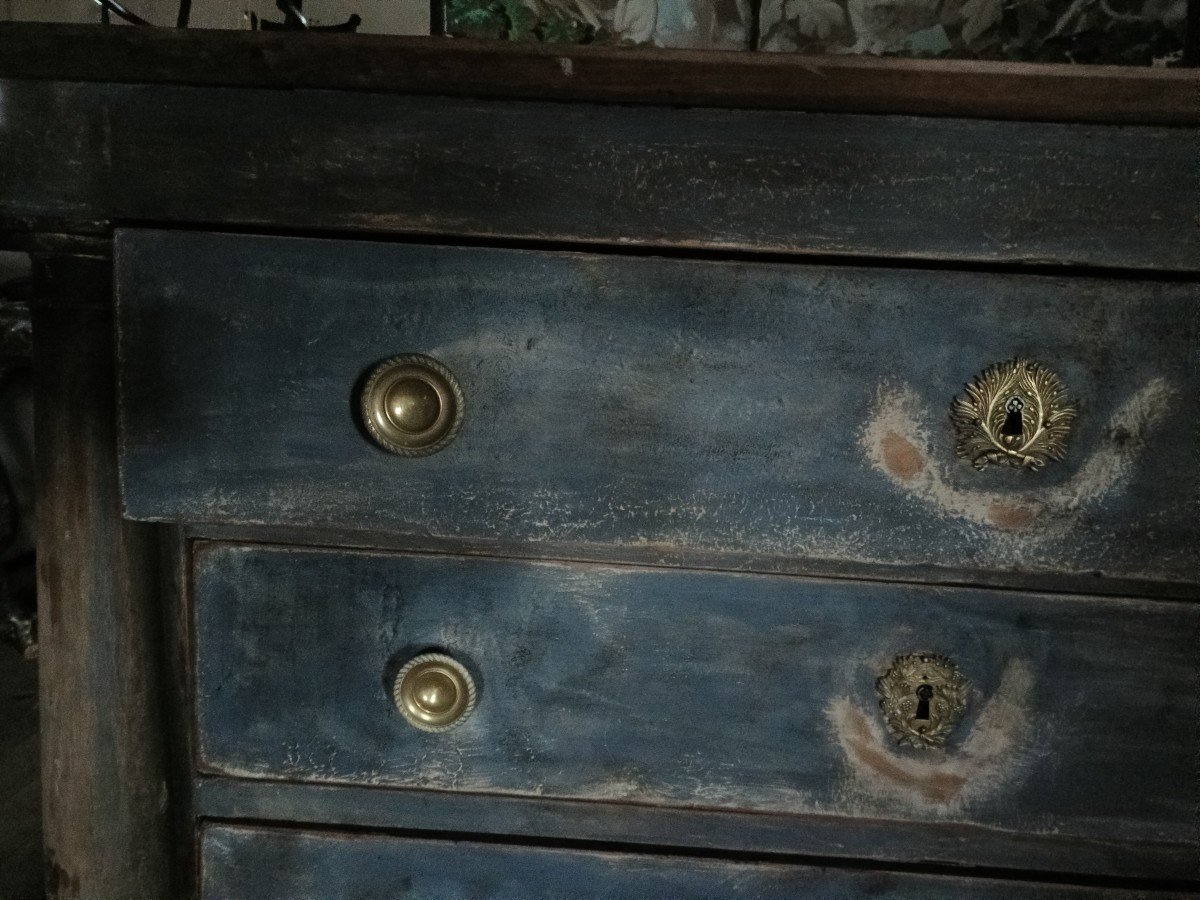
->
880, 431, 925, 481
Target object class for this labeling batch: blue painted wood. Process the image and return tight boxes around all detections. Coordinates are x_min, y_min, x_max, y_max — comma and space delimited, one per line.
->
193, 543, 1199, 878
117, 230, 1200, 586
192, 775, 1194, 881
200, 825, 1191, 899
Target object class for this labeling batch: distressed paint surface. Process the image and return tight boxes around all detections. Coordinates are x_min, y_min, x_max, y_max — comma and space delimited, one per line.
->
200, 824, 1189, 899
3, 83, 1198, 269
193, 543, 1199, 872
190, 775, 1191, 879
118, 231, 1200, 585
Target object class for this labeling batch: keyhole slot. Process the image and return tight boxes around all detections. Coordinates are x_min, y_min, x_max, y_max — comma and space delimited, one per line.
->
1001, 396, 1025, 439
915, 683, 934, 720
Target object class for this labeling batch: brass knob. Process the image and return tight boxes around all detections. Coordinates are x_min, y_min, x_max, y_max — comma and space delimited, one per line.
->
361, 354, 464, 456
393, 652, 476, 732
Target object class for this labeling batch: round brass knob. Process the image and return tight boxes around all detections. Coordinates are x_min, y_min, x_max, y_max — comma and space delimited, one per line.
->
360, 354, 464, 456
393, 652, 476, 732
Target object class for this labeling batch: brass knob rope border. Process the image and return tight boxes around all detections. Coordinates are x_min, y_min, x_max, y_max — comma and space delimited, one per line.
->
360, 354, 464, 456
393, 652, 477, 732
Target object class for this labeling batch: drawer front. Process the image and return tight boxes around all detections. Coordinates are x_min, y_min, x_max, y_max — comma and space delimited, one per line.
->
117, 231, 1200, 587
193, 543, 1199, 877
201, 825, 1182, 899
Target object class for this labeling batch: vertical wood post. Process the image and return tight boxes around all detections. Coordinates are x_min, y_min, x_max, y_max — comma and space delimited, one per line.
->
33, 252, 171, 898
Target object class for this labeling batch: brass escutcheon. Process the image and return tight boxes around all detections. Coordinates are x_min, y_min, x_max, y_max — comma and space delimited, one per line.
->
393, 652, 477, 732
876, 653, 970, 749
950, 357, 1076, 471
360, 354, 464, 456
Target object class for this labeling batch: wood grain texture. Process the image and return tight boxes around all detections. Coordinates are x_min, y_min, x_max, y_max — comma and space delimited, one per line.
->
33, 255, 172, 898
158, 529, 198, 900
1, 88, 1197, 269
192, 775, 1197, 884
0, 650, 41, 900
0, 24, 1197, 125
118, 232, 1200, 587
192, 542, 1200, 880
199, 824, 1195, 899
182, 521, 1200, 601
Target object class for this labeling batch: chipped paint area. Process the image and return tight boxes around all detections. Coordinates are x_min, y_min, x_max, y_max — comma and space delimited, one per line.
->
185, 479, 883, 568
210, 754, 503, 796
828, 660, 1035, 815
861, 379, 1173, 536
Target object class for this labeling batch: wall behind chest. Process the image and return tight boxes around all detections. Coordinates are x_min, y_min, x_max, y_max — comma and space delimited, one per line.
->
1, 0, 430, 33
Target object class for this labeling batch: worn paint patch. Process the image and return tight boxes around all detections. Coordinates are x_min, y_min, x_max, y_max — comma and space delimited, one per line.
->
828, 659, 1035, 814
986, 503, 1037, 530
880, 430, 925, 480
861, 380, 1173, 537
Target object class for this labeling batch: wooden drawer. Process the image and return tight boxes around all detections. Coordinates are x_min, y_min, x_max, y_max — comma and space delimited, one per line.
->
117, 230, 1200, 589
192, 542, 1198, 879
200, 824, 1189, 899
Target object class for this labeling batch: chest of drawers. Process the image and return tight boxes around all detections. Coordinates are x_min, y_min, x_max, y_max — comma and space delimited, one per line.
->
3, 21, 1198, 900
116, 227, 1198, 894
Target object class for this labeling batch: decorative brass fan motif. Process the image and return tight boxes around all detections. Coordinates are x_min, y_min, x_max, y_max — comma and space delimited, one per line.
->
950, 358, 1076, 471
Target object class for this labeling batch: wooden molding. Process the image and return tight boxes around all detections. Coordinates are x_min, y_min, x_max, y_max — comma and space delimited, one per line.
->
0, 23, 1196, 124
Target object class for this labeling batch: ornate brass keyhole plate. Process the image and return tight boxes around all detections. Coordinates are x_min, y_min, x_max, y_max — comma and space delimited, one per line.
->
876, 653, 970, 749
950, 357, 1076, 471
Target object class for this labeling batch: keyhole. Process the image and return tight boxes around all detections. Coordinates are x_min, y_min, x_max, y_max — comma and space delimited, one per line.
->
1001, 396, 1025, 439
915, 683, 934, 720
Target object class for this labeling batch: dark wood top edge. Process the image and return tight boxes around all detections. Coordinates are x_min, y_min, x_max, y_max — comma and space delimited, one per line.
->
0, 23, 1196, 125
